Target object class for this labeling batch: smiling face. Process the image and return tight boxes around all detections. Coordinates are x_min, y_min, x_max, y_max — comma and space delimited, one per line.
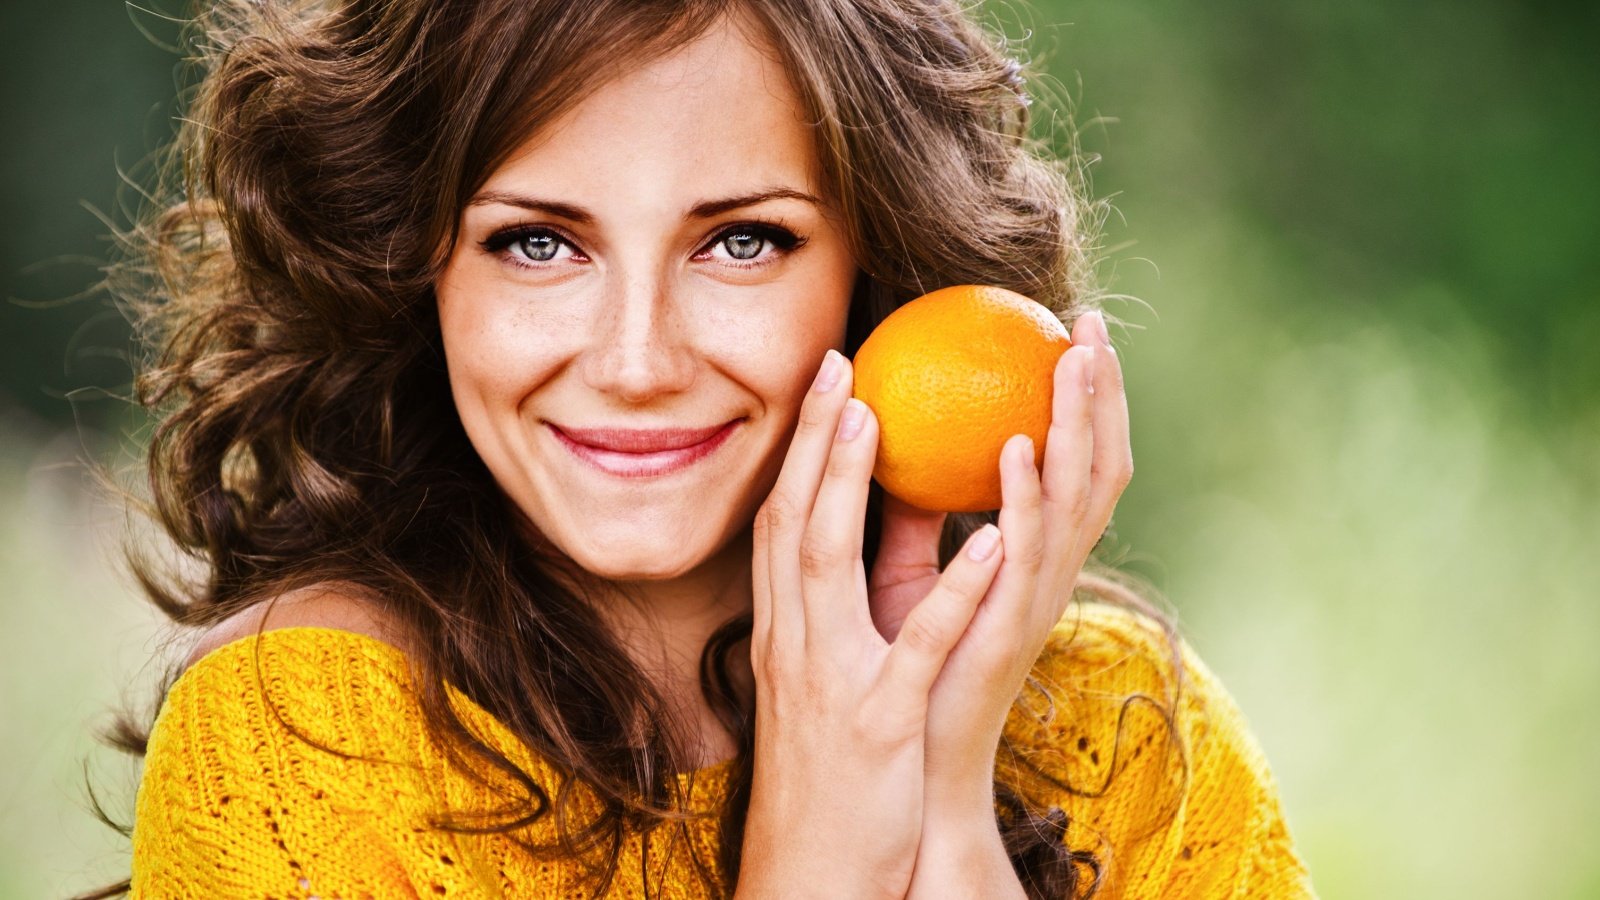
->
435, 11, 858, 584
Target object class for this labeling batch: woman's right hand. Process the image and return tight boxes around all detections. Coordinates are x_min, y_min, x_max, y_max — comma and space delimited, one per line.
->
736, 349, 1007, 899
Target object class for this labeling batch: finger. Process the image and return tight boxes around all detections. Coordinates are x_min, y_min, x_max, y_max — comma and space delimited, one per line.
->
762, 349, 853, 650
751, 510, 773, 657
1075, 313, 1134, 566
1067, 308, 1101, 348
1037, 343, 1096, 599
985, 430, 1050, 633
880, 524, 1005, 700
798, 396, 879, 645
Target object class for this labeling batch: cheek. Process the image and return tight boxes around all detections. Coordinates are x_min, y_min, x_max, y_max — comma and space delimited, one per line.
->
706, 293, 847, 403
715, 287, 853, 460
436, 267, 573, 414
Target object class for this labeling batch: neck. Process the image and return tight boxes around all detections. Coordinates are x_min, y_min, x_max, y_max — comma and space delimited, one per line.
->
584, 527, 757, 769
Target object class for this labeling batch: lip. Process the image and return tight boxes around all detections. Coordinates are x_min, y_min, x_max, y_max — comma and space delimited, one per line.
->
549, 418, 743, 479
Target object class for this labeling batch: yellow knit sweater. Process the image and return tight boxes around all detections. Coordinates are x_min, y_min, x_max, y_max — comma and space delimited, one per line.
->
130, 603, 1315, 898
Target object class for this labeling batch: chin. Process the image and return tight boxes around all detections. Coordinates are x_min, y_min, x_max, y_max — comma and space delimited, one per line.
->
564, 534, 707, 582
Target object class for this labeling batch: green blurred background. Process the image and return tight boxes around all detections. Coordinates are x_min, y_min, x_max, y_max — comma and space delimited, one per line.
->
4, 1, 1597, 897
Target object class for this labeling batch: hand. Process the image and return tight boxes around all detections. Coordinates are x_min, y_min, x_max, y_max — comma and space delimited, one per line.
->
735, 348, 1009, 900
866, 310, 1133, 893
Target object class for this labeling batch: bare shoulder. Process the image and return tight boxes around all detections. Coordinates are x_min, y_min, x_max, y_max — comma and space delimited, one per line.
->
182, 583, 410, 671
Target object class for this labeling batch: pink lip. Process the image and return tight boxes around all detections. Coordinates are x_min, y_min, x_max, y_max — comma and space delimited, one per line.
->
549, 419, 743, 478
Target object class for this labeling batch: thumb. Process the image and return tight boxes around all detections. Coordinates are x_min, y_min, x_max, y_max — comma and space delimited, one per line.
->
872, 492, 948, 582
879, 523, 1004, 701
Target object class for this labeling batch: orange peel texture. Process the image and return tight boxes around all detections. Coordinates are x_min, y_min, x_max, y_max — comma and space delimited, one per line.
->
852, 284, 1071, 513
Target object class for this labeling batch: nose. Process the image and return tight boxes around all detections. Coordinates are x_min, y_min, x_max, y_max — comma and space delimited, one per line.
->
582, 272, 698, 404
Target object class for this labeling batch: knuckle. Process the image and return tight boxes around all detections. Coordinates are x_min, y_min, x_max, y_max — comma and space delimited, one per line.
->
759, 493, 798, 534
754, 638, 792, 684
797, 534, 844, 579
1114, 461, 1134, 491
796, 395, 834, 434
1065, 483, 1092, 519
898, 609, 950, 656
1014, 535, 1047, 571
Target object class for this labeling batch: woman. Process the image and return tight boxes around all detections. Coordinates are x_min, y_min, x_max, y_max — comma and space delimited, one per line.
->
93, 0, 1314, 897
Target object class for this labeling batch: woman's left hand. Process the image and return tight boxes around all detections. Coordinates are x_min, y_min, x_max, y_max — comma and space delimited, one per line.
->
864, 309, 1132, 890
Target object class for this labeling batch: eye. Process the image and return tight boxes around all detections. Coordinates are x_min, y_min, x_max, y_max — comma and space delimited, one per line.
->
480, 225, 582, 266
722, 232, 765, 261
699, 222, 806, 269
511, 232, 569, 262
477, 220, 806, 272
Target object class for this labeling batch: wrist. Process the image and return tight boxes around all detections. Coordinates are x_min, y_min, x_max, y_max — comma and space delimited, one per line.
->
910, 807, 1024, 900
922, 730, 1002, 812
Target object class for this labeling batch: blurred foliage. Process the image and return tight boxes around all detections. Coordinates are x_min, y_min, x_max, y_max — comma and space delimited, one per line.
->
1, 2, 174, 434
2, 0, 1597, 897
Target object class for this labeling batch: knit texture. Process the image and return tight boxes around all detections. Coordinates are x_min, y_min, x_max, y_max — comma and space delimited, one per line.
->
130, 602, 1315, 898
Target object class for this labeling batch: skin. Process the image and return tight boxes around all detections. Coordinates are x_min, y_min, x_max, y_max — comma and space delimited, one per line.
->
434, 9, 1134, 898
434, 11, 856, 763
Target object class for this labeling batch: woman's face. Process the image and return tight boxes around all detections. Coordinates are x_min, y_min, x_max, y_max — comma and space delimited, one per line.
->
436, 14, 858, 583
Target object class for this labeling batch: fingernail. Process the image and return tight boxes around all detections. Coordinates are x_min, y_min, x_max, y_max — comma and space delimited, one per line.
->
1016, 435, 1035, 468
1082, 346, 1096, 394
968, 524, 1001, 561
837, 398, 866, 441
1090, 310, 1111, 346
813, 349, 842, 393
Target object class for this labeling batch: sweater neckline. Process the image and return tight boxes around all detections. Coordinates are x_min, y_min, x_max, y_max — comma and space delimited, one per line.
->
189, 625, 741, 786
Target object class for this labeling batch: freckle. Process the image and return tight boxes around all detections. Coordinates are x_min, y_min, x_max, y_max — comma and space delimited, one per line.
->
1076, 737, 1088, 752
1090, 750, 1099, 765
1181, 845, 1192, 860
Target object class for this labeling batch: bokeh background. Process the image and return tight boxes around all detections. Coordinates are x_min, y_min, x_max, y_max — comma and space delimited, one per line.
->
4, 1, 1597, 897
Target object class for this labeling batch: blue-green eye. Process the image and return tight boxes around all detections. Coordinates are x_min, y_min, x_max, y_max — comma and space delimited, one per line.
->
703, 223, 805, 268
723, 232, 763, 260
479, 220, 805, 272
481, 226, 578, 264
513, 233, 564, 262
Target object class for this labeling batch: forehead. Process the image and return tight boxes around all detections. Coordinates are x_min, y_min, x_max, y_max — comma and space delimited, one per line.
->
482, 12, 822, 206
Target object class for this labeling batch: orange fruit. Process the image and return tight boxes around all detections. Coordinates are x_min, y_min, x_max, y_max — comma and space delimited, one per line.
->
851, 285, 1071, 512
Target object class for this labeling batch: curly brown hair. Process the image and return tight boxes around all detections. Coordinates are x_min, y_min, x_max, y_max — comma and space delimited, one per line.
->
83, 0, 1183, 897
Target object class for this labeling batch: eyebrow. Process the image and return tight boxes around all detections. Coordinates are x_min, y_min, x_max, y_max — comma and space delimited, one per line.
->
466, 187, 821, 224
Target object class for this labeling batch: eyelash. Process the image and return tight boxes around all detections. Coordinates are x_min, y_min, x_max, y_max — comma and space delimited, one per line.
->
478, 219, 807, 272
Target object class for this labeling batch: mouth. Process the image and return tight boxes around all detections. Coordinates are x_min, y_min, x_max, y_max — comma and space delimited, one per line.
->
548, 418, 744, 479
